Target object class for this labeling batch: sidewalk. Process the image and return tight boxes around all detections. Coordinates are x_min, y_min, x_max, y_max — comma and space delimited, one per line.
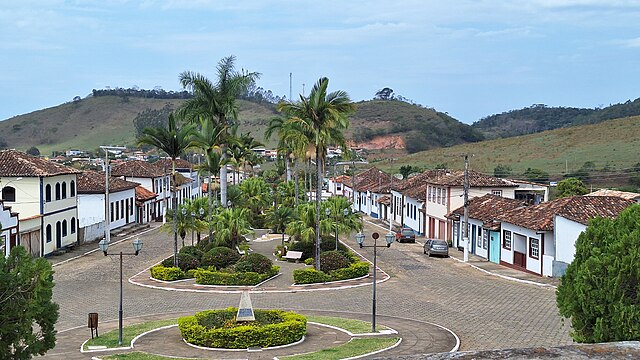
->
362, 214, 559, 288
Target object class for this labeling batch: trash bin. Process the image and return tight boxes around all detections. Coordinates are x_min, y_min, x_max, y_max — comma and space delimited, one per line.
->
88, 313, 99, 338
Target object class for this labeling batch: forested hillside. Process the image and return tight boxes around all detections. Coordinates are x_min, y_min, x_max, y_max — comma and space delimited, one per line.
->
473, 98, 640, 139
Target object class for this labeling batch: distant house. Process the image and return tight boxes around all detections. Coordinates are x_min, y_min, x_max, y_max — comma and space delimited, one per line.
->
586, 188, 640, 203
0, 149, 81, 257
135, 186, 157, 224
0, 201, 19, 257
111, 160, 170, 222
497, 196, 634, 276
154, 158, 200, 201
76, 171, 139, 243
447, 194, 526, 262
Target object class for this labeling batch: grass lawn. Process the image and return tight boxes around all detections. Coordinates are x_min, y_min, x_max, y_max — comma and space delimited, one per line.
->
101, 352, 196, 360
281, 337, 400, 360
83, 319, 177, 350
306, 315, 390, 334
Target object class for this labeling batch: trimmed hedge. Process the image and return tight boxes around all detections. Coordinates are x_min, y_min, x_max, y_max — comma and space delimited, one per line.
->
319, 251, 352, 273
178, 308, 306, 349
234, 253, 273, 274
201, 247, 241, 269
293, 261, 370, 284
150, 265, 186, 281
194, 266, 279, 286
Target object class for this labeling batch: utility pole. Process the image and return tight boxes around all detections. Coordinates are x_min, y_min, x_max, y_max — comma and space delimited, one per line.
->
100, 146, 126, 245
463, 154, 470, 262
289, 72, 292, 101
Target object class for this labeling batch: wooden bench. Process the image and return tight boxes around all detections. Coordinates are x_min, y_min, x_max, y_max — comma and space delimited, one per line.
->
282, 251, 303, 262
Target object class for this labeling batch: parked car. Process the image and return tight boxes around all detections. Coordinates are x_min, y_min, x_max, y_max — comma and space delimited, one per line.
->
424, 239, 449, 257
396, 228, 416, 243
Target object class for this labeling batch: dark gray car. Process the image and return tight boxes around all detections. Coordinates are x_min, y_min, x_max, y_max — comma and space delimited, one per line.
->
424, 239, 449, 257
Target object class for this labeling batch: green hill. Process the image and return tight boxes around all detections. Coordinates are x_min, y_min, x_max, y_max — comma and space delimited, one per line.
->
473, 98, 640, 139
384, 115, 640, 180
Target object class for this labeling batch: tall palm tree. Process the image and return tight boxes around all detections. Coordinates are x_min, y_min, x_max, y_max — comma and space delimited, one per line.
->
137, 113, 195, 267
211, 207, 253, 249
265, 206, 296, 250
178, 55, 260, 208
277, 77, 355, 270
268, 117, 310, 206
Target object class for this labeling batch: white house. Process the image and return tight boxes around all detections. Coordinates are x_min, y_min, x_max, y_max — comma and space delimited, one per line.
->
497, 195, 633, 276
0, 201, 19, 257
154, 158, 200, 201
136, 186, 158, 224
111, 160, 170, 222
0, 149, 80, 257
76, 171, 139, 243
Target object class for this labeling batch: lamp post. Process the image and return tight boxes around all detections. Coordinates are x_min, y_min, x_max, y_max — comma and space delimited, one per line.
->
98, 238, 143, 346
355, 231, 394, 332
227, 200, 232, 208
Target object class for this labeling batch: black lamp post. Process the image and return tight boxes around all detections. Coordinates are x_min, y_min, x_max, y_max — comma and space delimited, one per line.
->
355, 231, 394, 332
98, 238, 143, 346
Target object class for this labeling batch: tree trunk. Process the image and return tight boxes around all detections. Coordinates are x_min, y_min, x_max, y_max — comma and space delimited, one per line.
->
208, 167, 213, 242
315, 147, 322, 271
285, 153, 292, 182
294, 159, 299, 207
220, 146, 228, 207
172, 159, 179, 268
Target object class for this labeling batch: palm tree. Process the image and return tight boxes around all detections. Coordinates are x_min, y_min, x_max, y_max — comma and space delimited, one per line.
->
211, 207, 253, 249
267, 117, 309, 206
277, 77, 355, 270
137, 113, 195, 267
325, 196, 363, 248
265, 206, 296, 251
178, 55, 260, 208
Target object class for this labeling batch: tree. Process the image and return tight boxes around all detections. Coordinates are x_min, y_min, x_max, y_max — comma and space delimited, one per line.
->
0, 246, 59, 359
523, 167, 549, 183
277, 77, 355, 271
211, 207, 253, 249
132, 104, 173, 137
26, 147, 40, 156
557, 204, 640, 342
137, 113, 195, 267
494, 164, 512, 178
374, 87, 394, 100
178, 55, 260, 208
556, 178, 588, 198
265, 206, 296, 249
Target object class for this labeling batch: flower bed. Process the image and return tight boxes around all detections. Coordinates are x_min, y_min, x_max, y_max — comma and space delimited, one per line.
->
194, 266, 279, 286
178, 308, 306, 349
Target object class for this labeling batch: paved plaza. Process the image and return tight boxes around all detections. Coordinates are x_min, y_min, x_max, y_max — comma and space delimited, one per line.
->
45, 218, 572, 359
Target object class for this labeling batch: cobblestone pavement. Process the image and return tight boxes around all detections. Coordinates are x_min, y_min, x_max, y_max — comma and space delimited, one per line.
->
48, 219, 571, 358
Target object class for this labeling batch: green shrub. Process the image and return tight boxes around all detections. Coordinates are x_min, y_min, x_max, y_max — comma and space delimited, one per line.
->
194, 266, 279, 286
201, 247, 241, 269
320, 237, 349, 252
178, 252, 200, 271
293, 267, 332, 284
234, 253, 273, 274
289, 241, 314, 260
330, 261, 370, 281
319, 251, 352, 273
179, 308, 306, 349
180, 245, 204, 259
304, 258, 314, 265
150, 265, 185, 281
161, 257, 175, 267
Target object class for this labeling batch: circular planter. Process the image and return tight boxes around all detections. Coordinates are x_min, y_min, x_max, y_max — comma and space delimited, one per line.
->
178, 308, 307, 349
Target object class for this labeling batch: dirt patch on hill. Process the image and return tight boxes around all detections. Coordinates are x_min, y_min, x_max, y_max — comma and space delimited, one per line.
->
352, 134, 405, 150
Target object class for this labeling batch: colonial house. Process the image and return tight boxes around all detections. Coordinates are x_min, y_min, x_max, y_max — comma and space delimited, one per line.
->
111, 160, 170, 222
586, 188, 640, 203
350, 168, 393, 219
447, 194, 526, 262
0, 201, 19, 257
154, 158, 201, 200
0, 149, 80, 257
496, 196, 633, 277
135, 186, 158, 224
508, 179, 549, 204
173, 173, 193, 205
76, 171, 139, 243
328, 175, 350, 197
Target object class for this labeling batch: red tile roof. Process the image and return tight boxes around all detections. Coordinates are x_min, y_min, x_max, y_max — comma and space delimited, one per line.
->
135, 186, 157, 203
0, 150, 81, 177
154, 158, 194, 171
587, 189, 640, 201
111, 160, 167, 178
448, 194, 527, 222
498, 196, 634, 231
77, 171, 139, 194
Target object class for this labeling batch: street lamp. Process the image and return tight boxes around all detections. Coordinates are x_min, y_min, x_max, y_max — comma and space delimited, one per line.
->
98, 238, 143, 346
227, 200, 232, 208
355, 231, 394, 332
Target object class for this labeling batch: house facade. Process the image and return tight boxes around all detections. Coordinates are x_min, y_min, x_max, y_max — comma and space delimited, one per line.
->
135, 186, 158, 224
154, 158, 201, 201
111, 160, 170, 222
77, 171, 139, 243
0, 150, 80, 257
0, 201, 19, 257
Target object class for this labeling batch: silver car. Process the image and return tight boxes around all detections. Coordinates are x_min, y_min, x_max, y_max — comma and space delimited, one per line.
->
423, 239, 449, 257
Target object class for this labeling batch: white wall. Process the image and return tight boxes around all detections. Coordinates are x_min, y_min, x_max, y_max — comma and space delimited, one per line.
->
403, 197, 422, 233
1, 176, 41, 216
554, 215, 586, 264
1, 203, 18, 257
78, 194, 104, 227
500, 222, 543, 275
470, 219, 487, 258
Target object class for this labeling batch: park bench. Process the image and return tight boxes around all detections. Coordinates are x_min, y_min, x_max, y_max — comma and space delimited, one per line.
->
282, 251, 303, 262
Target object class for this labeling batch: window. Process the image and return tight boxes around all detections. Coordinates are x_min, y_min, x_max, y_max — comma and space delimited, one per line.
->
46, 184, 52, 202
62, 220, 68, 237
71, 217, 76, 233
442, 188, 447, 206
46, 225, 52, 243
62, 182, 67, 199
477, 227, 483, 249
482, 229, 488, 249
2, 186, 16, 202
437, 188, 441, 204
130, 198, 134, 215
529, 237, 539, 259
428, 186, 432, 202
110, 203, 114, 222
55, 183, 61, 200
120, 199, 125, 218
492, 190, 502, 197
115, 201, 120, 220
502, 230, 512, 250
70, 180, 76, 197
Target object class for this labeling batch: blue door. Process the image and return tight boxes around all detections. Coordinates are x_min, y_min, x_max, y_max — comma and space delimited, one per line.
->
489, 231, 500, 264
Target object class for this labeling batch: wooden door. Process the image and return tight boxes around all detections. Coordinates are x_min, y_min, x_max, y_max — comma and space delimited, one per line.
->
514, 251, 526, 268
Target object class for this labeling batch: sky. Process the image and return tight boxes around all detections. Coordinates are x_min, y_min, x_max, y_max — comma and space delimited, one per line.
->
1, 0, 640, 124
